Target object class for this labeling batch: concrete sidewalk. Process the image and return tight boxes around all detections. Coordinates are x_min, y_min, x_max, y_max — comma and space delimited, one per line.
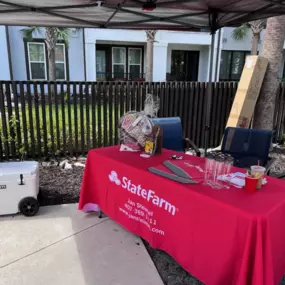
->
0, 204, 163, 285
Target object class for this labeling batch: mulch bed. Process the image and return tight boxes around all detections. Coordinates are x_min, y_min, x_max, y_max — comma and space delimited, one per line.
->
38, 148, 285, 285
39, 164, 83, 206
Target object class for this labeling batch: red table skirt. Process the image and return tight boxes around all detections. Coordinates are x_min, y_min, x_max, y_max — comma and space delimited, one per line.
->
79, 146, 285, 285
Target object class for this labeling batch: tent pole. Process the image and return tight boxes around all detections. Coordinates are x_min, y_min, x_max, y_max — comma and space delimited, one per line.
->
204, 32, 216, 157
215, 29, 221, 81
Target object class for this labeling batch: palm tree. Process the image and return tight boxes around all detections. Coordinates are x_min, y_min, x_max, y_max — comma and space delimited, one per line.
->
145, 30, 157, 82
232, 20, 266, 55
21, 27, 71, 81
253, 16, 285, 130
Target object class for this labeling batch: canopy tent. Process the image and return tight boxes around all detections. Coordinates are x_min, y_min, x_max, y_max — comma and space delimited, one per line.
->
1, 0, 285, 31
1, 0, 285, 153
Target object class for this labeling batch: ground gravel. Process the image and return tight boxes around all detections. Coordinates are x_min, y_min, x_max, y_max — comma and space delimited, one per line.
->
38, 148, 285, 285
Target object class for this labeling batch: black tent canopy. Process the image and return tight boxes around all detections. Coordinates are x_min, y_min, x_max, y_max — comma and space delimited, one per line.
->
1, 0, 284, 152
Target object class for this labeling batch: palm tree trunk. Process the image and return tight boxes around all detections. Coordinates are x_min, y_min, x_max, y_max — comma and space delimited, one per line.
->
45, 27, 57, 81
146, 31, 156, 82
48, 48, 56, 81
251, 33, 259, 55
253, 16, 285, 130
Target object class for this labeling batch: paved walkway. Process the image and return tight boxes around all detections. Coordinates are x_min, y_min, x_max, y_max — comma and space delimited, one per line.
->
0, 204, 163, 285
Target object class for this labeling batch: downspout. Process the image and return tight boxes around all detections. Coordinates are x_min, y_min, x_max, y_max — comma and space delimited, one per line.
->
5, 26, 13, 80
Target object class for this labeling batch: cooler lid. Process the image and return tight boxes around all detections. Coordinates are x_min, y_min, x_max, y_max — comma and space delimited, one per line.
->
0, 161, 38, 176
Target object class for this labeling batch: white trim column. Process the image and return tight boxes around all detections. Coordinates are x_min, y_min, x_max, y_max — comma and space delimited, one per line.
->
153, 42, 168, 82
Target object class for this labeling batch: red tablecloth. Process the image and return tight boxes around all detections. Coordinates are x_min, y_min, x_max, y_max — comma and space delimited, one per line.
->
79, 146, 285, 285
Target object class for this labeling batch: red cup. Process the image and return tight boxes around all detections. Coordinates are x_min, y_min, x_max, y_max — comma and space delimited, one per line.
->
244, 176, 258, 193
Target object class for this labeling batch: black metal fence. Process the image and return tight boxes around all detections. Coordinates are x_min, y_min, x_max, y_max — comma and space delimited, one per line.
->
5, 79, 281, 160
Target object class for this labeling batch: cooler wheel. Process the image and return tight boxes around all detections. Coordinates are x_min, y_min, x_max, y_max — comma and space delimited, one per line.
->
19, 197, 39, 217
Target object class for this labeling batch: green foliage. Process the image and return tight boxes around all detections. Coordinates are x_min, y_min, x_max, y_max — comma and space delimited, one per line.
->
0, 104, 117, 158
20, 27, 74, 48
55, 29, 72, 48
231, 23, 250, 41
20, 26, 43, 41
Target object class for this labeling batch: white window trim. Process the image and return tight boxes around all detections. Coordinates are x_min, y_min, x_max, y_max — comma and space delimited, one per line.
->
27, 42, 47, 80
112, 47, 126, 78
55, 43, 67, 81
128, 47, 142, 79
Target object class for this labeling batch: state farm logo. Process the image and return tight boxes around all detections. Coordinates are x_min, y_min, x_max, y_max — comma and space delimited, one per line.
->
109, 171, 121, 185
108, 171, 177, 216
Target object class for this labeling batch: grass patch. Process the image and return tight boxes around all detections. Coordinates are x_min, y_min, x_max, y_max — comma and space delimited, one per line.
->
0, 103, 119, 157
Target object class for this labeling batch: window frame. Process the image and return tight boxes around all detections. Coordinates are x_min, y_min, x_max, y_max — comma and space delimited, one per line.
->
55, 43, 67, 81
219, 50, 250, 81
96, 44, 144, 81
27, 42, 47, 80
128, 47, 142, 80
112, 47, 127, 79
25, 39, 69, 81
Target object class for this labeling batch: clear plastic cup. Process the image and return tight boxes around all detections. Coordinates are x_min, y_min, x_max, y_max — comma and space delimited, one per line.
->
250, 166, 266, 189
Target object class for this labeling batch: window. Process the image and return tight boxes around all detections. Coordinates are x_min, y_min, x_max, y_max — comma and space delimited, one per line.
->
219, 51, 250, 81
112, 47, 126, 79
96, 45, 144, 81
28, 42, 47, 80
96, 50, 106, 81
128, 48, 142, 79
27, 41, 67, 80
55, 44, 66, 80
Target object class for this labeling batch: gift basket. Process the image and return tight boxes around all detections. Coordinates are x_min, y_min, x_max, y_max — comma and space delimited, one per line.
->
119, 94, 162, 155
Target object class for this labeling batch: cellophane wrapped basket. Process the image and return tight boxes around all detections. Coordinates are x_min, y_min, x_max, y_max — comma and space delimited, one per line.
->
119, 94, 159, 151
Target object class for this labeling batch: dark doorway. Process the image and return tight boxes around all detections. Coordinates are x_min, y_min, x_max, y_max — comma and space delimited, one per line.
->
170, 50, 199, 81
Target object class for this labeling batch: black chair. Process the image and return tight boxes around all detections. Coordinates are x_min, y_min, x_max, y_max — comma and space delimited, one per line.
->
151, 117, 201, 156
221, 127, 275, 174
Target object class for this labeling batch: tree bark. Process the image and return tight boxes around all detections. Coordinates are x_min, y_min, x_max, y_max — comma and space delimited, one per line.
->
251, 33, 259, 55
45, 27, 57, 81
146, 30, 156, 82
253, 16, 285, 130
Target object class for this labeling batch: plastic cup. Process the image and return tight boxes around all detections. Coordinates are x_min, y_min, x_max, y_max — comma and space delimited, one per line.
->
250, 166, 266, 189
244, 176, 259, 193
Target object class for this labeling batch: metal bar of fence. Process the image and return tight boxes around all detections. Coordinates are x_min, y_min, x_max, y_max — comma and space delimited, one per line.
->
79, 82, 84, 154
53, 82, 60, 152
197, 82, 204, 147
188, 82, 195, 141
200, 82, 207, 148
26, 82, 35, 158
192, 82, 199, 145
85, 82, 90, 151
91, 82, 97, 148
12, 82, 21, 155
73, 82, 78, 154
5, 82, 16, 158
19, 82, 28, 156
119, 82, 124, 119
0, 82, 8, 158
126, 82, 130, 112
33, 82, 41, 157
47, 82, 55, 154
108, 82, 113, 146
102, 82, 108, 147
97, 83, 102, 147
182, 82, 190, 138
114, 82, 119, 144
131, 81, 136, 111
216, 83, 223, 145
67, 82, 73, 156
164, 82, 170, 117
40, 82, 48, 157
60, 82, 67, 153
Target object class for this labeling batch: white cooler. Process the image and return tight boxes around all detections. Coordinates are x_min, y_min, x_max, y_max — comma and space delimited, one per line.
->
0, 161, 40, 216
